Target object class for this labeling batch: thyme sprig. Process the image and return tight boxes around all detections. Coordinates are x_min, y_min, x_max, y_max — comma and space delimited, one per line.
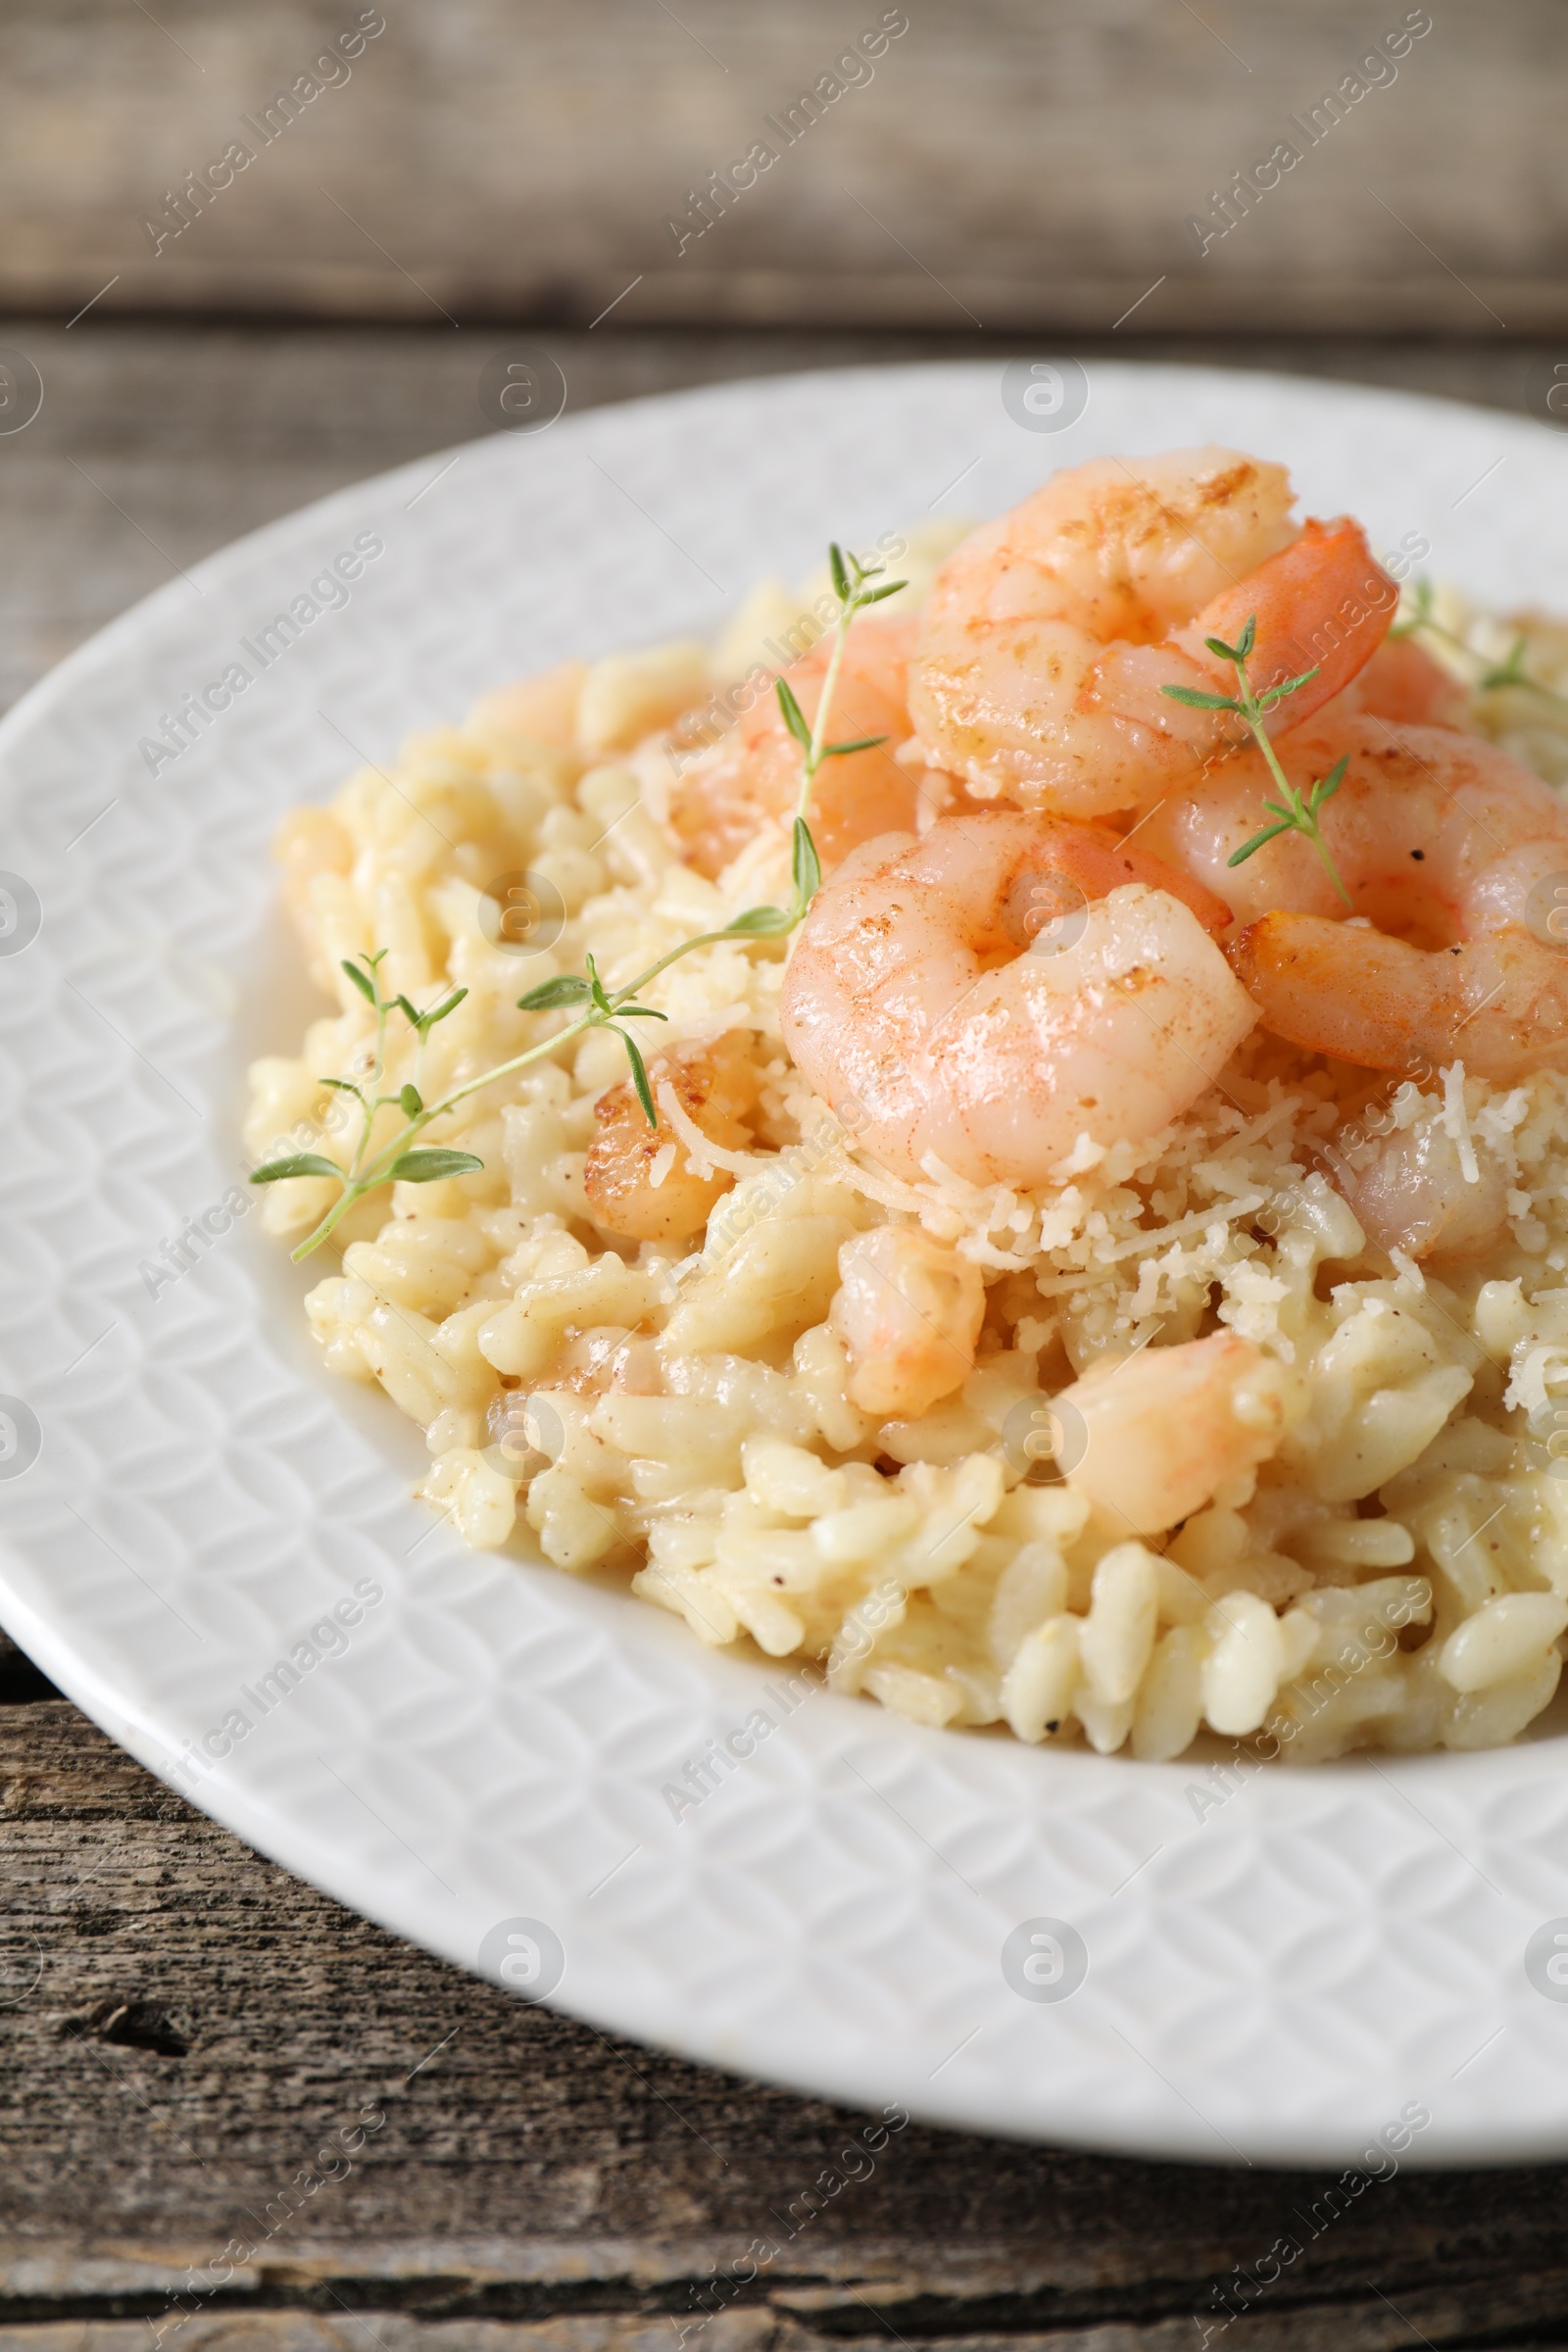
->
1390, 577, 1568, 715
1161, 612, 1352, 906
252, 541, 905, 1259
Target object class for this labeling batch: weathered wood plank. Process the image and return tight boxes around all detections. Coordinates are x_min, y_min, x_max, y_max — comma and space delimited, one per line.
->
0, 2, 1562, 332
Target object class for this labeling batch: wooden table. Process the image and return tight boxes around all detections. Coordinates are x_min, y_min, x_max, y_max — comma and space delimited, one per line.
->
4, 326, 1566, 2351
4, 0, 1563, 337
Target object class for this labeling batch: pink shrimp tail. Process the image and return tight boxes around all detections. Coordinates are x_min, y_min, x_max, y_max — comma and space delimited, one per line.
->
1192, 517, 1397, 728
1229, 912, 1436, 1072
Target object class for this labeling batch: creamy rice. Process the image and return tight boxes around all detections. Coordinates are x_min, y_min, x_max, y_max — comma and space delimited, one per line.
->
245, 544, 1568, 1763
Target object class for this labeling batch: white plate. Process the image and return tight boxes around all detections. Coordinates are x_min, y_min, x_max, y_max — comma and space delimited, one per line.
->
6, 359, 1568, 2169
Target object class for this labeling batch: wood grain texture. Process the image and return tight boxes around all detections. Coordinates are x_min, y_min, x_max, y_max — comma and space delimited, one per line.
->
0, 2, 1563, 333
3, 324, 1567, 2345
0, 317, 1560, 714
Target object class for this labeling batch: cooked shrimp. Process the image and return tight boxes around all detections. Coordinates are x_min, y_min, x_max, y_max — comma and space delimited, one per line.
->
1330, 1117, 1511, 1263
829, 1225, 986, 1418
667, 612, 921, 879
908, 448, 1396, 816
779, 808, 1254, 1188
1320, 635, 1471, 730
1058, 1331, 1293, 1539
1140, 715, 1568, 1079
585, 1031, 760, 1242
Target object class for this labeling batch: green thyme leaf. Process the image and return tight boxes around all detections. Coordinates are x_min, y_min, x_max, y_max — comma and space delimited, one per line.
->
857, 578, 907, 605
820, 733, 888, 758
775, 676, 812, 750
386, 1148, 484, 1182
1160, 685, 1244, 711
1310, 754, 1349, 809
726, 904, 795, 937
1234, 613, 1256, 661
828, 542, 852, 604
422, 987, 467, 1030
319, 1077, 362, 1095
584, 953, 614, 1017
615, 1004, 668, 1021
399, 1083, 423, 1117
516, 973, 592, 1010
618, 1029, 658, 1130
1255, 664, 1321, 709
250, 1152, 344, 1185
1227, 822, 1295, 867
341, 958, 378, 1004
792, 816, 822, 909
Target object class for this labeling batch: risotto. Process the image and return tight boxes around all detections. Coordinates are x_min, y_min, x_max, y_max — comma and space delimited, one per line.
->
246, 445, 1568, 1764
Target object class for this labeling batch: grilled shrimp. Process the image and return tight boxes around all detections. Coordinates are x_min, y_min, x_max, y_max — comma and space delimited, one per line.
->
667, 612, 921, 879
1138, 716, 1568, 1080
779, 808, 1254, 1188
907, 447, 1395, 816
585, 1031, 760, 1241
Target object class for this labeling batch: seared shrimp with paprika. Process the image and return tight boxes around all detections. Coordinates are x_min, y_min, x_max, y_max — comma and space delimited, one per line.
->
908, 447, 1396, 816
1138, 715, 1568, 1080
780, 808, 1255, 1188
585, 1031, 760, 1241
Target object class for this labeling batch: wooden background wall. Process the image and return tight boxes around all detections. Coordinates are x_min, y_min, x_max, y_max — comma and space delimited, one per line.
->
1, 0, 1559, 335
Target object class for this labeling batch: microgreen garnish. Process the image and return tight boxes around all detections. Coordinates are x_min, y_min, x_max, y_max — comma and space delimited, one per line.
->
1391, 577, 1568, 714
253, 540, 906, 1255
1161, 612, 1352, 906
